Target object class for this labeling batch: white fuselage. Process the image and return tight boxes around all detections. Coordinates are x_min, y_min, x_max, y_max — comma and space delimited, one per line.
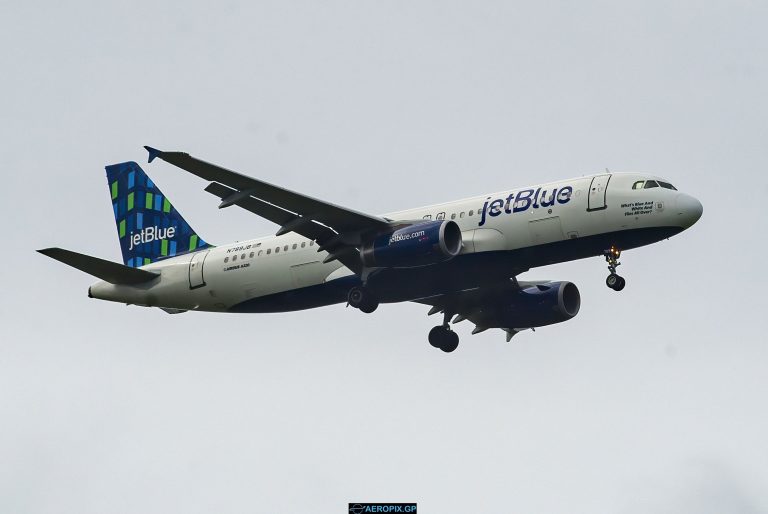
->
89, 172, 702, 312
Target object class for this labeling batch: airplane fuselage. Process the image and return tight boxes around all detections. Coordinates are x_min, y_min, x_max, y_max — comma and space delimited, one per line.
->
88, 171, 702, 314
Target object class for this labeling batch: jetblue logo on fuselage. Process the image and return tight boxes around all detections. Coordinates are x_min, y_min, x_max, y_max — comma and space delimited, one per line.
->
128, 226, 176, 250
478, 185, 573, 226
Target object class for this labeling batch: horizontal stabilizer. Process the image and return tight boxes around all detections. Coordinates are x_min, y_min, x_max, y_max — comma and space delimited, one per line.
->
37, 248, 159, 285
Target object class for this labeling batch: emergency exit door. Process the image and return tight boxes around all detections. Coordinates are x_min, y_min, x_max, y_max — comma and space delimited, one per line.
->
587, 174, 611, 211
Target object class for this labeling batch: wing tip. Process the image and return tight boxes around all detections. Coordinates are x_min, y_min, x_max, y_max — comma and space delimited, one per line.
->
144, 145, 163, 163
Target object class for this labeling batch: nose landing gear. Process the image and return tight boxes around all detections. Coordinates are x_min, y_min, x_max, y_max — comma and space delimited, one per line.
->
604, 246, 626, 291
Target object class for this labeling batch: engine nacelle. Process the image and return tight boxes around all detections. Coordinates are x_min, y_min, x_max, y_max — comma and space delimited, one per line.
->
361, 220, 463, 268
477, 281, 581, 329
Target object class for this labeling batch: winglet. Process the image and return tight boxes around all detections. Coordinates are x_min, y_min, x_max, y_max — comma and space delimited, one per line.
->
144, 145, 162, 163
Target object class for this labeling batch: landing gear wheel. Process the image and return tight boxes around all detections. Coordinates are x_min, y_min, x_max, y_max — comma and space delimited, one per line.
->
606, 273, 626, 291
347, 287, 365, 308
348, 286, 379, 313
358, 298, 379, 313
440, 331, 459, 353
428, 325, 459, 352
428, 326, 445, 348
604, 247, 625, 291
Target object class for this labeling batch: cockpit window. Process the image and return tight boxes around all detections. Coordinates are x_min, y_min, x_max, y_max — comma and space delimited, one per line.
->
658, 181, 677, 190
635, 179, 675, 190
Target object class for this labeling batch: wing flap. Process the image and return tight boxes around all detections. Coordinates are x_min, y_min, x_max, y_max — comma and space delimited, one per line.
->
205, 182, 342, 243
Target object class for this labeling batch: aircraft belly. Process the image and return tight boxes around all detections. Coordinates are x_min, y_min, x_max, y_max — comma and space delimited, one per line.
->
226, 225, 684, 313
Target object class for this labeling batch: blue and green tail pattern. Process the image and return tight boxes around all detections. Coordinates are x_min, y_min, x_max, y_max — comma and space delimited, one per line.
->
106, 161, 210, 267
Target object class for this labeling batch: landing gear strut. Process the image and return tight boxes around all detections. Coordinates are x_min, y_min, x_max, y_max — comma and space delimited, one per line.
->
428, 312, 460, 353
604, 246, 626, 291
347, 286, 379, 313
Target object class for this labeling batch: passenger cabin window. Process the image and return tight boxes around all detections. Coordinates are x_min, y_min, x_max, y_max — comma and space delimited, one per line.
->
249, 252, 254, 258
266, 249, 271, 255
450, 213, 456, 220
301, 242, 306, 248
224, 257, 229, 263
423, 214, 432, 220
459, 212, 465, 218
275, 247, 280, 253
632, 180, 645, 190
436, 212, 445, 220
232, 255, 237, 261
658, 181, 677, 190
469, 210, 474, 216
644, 180, 659, 189
284, 245, 289, 252
309, 241, 314, 247
258, 250, 263, 256
241, 253, 246, 259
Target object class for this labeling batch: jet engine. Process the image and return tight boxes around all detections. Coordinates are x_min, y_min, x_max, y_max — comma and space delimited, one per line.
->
472, 281, 581, 329
361, 220, 462, 268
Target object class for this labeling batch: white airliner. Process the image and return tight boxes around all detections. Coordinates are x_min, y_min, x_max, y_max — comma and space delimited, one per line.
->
39, 147, 703, 352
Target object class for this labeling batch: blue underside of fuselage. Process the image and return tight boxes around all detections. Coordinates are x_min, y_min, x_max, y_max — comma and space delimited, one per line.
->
227, 226, 683, 313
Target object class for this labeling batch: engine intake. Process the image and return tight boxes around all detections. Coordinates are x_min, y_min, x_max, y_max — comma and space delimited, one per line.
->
361, 220, 462, 268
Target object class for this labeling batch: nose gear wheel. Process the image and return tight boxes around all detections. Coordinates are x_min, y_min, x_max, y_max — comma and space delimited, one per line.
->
604, 247, 626, 291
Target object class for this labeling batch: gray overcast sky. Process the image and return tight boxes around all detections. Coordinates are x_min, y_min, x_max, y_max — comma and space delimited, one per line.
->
1, 1, 766, 513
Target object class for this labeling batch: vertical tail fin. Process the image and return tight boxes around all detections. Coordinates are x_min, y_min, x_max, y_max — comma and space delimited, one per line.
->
106, 161, 211, 267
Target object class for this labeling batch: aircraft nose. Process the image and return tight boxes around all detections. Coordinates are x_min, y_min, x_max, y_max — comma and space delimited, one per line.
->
675, 193, 703, 228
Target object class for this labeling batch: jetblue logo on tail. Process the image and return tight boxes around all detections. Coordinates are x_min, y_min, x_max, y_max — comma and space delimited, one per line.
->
128, 226, 176, 251
107, 159, 210, 266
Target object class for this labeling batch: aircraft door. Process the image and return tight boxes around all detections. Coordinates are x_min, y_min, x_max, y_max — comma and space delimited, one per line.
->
188, 250, 210, 289
587, 174, 611, 211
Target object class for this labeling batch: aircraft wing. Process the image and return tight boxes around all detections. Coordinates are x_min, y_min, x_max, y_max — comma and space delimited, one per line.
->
144, 146, 392, 273
415, 279, 546, 341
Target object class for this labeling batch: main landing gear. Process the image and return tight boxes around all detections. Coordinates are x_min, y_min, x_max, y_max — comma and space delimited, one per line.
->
347, 286, 379, 313
428, 311, 460, 353
429, 325, 460, 353
604, 246, 626, 291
